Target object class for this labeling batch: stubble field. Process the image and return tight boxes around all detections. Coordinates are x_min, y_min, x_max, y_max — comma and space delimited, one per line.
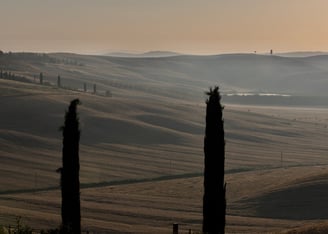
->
1, 79, 328, 233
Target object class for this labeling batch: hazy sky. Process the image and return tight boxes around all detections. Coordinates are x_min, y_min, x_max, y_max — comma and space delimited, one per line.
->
1, 0, 328, 54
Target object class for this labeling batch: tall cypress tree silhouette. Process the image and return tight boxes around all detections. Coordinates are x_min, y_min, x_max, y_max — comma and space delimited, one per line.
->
203, 87, 226, 234
60, 99, 81, 233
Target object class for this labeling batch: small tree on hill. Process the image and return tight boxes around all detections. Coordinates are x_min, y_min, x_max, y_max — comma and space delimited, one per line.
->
39, 72, 43, 84
58, 75, 61, 87
59, 99, 81, 233
203, 86, 226, 234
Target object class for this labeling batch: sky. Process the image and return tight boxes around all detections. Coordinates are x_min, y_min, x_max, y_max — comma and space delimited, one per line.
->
1, 0, 328, 55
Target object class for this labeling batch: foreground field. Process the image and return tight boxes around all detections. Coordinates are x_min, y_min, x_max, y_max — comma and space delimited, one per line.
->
1, 78, 328, 233
2, 165, 328, 233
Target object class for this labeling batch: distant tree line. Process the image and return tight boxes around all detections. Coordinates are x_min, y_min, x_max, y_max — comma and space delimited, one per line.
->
0, 68, 112, 97
0, 51, 84, 66
0, 69, 31, 83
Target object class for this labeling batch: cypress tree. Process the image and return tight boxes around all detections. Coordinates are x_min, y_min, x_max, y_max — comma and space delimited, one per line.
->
203, 86, 226, 234
60, 99, 81, 233
39, 72, 43, 84
58, 75, 61, 87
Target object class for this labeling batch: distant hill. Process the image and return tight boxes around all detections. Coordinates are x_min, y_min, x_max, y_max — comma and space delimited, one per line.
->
104, 50, 182, 57
1, 52, 328, 105
276, 51, 328, 57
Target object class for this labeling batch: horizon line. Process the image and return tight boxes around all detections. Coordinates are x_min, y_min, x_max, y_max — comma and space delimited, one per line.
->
1, 49, 328, 57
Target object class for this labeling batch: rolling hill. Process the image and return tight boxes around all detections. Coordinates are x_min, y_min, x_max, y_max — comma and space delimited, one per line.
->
2, 52, 328, 102
1, 52, 328, 232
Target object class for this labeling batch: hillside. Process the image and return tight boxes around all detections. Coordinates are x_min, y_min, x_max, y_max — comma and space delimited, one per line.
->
104, 51, 182, 58
1, 53, 328, 232
1, 52, 328, 103
1, 78, 327, 191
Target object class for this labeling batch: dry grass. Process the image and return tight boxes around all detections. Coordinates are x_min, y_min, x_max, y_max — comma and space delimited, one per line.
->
1, 79, 328, 233
2, 165, 328, 233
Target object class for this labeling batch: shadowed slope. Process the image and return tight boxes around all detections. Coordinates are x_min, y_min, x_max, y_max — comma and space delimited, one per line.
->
245, 178, 328, 220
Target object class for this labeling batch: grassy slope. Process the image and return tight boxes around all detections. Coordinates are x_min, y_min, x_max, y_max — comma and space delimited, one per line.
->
1, 79, 327, 191
2, 166, 328, 233
1, 53, 328, 232
3, 52, 328, 99
0, 79, 328, 232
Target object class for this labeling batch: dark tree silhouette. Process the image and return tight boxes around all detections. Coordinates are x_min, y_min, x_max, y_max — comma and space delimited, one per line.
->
39, 72, 43, 84
93, 84, 96, 94
203, 86, 226, 234
58, 75, 61, 87
60, 99, 81, 233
